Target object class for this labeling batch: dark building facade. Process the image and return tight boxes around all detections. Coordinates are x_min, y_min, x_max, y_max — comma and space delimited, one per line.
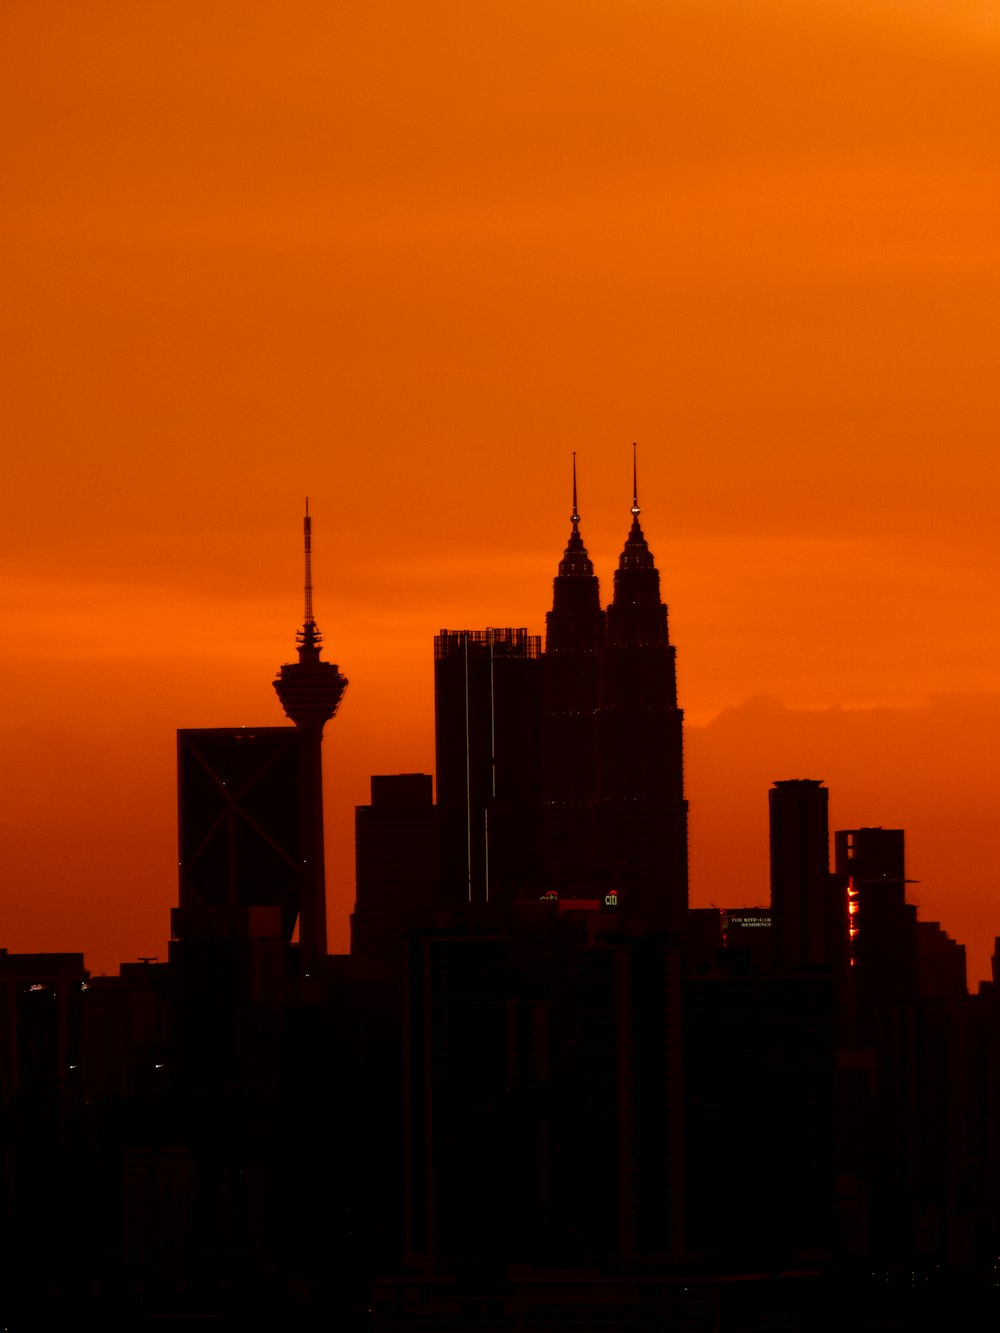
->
402, 919, 685, 1271
769, 778, 845, 972
352, 773, 439, 965
835, 826, 914, 1001
833, 825, 920, 1257
684, 969, 837, 1262
434, 627, 542, 911
0, 950, 89, 1297
176, 726, 303, 943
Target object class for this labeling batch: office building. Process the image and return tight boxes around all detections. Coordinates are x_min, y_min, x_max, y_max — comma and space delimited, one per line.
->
175, 726, 303, 943
769, 779, 844, 971
834, 826, 915, 999
352, 773, 439, 965
434, 627, 542, 910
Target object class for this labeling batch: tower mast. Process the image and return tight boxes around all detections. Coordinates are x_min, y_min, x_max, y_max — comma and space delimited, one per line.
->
304, 497, 314, 627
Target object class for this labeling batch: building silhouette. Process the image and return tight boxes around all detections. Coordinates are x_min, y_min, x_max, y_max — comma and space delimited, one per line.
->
430, 455, 687, 930
541, 455, 605, 896
175, 726, 303, 943
721, 907, 772, 973
684, 966, 836, 1261
835, 825, 915, 1001
13, 474, 1000, 1327
769, 778, 845, 972
595, 453, 687, 929
351, 773, 439, 966
272, 502, 348, 973
0, 950, 89, 1299
833, 825, 921, 1258
433, 626, 542, 911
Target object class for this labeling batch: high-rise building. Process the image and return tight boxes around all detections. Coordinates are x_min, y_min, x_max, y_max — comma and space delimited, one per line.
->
0, 950, 89, 1292
402, 923, 686, 1268
835, 826, 906, 887
595, 453, 687, 929
175, 726, 303, 943
721, 907, 773, 973
541, 457, 605, 895
834, 826, 915, 996
833, 826, 918, 1258
434, 627, 542, 910
273, 503, 348, 973
769, 778, 845, 971
351, 773, 439, 964
683, 969, 836, 1260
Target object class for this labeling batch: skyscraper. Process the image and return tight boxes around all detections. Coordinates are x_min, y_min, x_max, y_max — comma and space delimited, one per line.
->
273, 503, 348, 973
769, 778, 845, 971
595, 451, 688, 929
834, 826, 915, 1001
176, 725, 303, 942
351, 773, 439, 964
541, 456, 605, 895
833, 827, 919, 1258
434, 627, 542, 910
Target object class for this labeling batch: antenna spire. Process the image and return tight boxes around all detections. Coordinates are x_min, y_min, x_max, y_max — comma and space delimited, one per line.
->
303, 498, 314, 626
631, 442, 640, 517
571, 452, 580, 526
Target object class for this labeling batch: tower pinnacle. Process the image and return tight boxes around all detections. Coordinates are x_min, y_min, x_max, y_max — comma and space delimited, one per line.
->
296, 498, 325, 666
555, 454, 597, 584
304, 497, 314, 626
616, 446, 656, 584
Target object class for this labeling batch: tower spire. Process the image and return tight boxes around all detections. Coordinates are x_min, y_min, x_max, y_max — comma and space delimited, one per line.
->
555, 453, 595, 582
297, 499, 322, 665
617, 443, 654, 577
304, 497, 314, 626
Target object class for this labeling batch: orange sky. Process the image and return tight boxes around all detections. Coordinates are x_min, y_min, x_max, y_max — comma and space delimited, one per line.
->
2, 0, 1000, 981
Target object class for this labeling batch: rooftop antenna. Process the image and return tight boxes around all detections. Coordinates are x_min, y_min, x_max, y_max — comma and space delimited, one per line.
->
631, 442, 640, 517
571, 452, 580, 526
304, 498, 314, 626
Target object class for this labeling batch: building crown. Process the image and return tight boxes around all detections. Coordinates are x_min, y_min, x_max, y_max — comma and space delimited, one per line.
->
558, 453, 596, 579
616, 444, 657, 576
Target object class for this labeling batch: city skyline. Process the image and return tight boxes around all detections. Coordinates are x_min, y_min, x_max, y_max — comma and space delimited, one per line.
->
3, 0, 1000, 980
3, 479, 996, 984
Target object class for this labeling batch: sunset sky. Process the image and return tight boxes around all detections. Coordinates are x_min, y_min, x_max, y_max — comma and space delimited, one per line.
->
3, 0, 1000, 981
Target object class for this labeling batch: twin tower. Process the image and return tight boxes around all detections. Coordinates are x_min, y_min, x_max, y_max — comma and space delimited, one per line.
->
434, 455, 689, 931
